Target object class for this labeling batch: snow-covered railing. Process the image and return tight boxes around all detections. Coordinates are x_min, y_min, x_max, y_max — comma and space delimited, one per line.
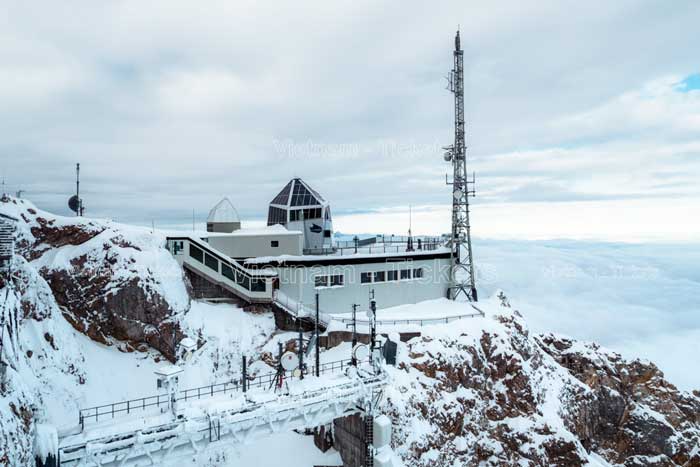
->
60, 371, 388, 467
273, 289, 332, 328
337, 304, 485, 328
78, 358, 358, 429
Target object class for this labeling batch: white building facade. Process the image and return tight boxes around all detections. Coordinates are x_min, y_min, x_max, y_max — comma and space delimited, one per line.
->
245, 249, 451, 315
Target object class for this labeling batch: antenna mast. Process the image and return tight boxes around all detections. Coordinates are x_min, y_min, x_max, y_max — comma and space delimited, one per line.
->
444, 30, 477, 301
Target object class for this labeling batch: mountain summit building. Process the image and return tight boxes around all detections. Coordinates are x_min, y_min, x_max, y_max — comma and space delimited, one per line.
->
166, 178, 450, 316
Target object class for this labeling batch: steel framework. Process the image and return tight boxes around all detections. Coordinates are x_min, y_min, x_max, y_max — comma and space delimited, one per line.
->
444, 30, 478, 301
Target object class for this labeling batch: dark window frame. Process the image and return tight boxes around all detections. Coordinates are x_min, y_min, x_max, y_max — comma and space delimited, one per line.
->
361, 272, 372, 284
189, 244, 204, 263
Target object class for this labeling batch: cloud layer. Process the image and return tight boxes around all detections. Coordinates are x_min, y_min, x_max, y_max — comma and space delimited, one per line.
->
0, 0, 698, 240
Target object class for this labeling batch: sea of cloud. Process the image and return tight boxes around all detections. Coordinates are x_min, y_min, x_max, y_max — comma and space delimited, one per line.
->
473, 239, 700, 392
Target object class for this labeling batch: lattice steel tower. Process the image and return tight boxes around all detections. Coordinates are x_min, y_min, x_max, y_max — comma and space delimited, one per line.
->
444, 30, 477, 302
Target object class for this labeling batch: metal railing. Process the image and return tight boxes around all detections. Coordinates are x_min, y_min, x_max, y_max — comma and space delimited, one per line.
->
338, 311, 483, 328
306, 241, 442, 256
273, 289, 332, 328
79, 394, 172, 428
78, 358, 358, 428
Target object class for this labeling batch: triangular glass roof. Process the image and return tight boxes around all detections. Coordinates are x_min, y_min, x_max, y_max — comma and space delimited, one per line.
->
269, 178, 325, 207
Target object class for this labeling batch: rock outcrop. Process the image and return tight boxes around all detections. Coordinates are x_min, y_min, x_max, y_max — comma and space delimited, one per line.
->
1, 197, 190, 360
382, 297, 700, 467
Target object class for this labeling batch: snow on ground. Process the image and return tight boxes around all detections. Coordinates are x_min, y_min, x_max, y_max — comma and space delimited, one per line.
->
172, 432, 342, 467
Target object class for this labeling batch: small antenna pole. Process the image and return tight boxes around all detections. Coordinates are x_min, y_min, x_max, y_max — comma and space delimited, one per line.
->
351, 303, 358, 365
314, 292, 320, 377
76, 163, 81, 216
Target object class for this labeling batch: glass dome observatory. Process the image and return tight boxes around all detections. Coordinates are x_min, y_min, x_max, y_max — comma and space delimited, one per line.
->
267, 178, 333, 251
207, 197, 241, 233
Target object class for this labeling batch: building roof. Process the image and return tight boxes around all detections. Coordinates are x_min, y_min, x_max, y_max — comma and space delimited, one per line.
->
269, 178, 326, 208
207, 197, 240, 223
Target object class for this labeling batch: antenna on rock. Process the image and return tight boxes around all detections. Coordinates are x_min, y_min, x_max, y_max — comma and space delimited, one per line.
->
68, 163, 84, 216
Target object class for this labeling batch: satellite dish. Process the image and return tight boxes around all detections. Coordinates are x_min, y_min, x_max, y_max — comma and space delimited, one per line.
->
292, 368, 302, 378
353, 344, 369, 362
68, 195, 81, 214
281, 352, 299, 371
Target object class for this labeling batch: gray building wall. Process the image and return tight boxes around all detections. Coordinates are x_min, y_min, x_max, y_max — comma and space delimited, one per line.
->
206, 232, 303, 259
207, 221, 241, 233
274, 256, 450, 315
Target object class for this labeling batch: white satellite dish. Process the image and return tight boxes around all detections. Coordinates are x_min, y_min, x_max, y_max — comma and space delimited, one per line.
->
292, 368, 302, 378
281, 352, 299, 371
353, 344, 369, 362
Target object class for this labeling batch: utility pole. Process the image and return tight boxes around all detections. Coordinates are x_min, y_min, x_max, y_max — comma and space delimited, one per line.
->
298, 326, 304, 380
351, 303, 359, 366
443, 30, 477, 302
314, 292, 320, 377
369, 290, 377, 353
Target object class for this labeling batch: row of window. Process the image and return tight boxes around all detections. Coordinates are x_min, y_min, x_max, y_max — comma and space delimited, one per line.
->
267, 206, 287, 226
360, 268, 423, 284
189, 244, 266, 292
312, 268, 424, 288
314, 274, 344, 288
290, 207, 322, 222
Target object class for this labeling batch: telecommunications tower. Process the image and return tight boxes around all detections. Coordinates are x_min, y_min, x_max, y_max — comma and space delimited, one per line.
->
443, 30, 477, 302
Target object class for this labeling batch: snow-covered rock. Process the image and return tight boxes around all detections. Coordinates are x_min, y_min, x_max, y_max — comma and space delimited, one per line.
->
0, 196, 190, 360
380, 295, 700, 467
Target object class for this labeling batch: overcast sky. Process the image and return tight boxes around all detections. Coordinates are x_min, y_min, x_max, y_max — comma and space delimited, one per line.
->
1, 1, 698, 241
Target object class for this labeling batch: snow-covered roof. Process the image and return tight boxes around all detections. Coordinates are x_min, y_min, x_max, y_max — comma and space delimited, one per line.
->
207, 197, 240, 223
154, 364, 184, 377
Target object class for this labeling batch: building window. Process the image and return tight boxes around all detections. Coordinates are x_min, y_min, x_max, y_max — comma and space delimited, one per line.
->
251, 279, 266, 292
400, 269, 411, 280
204, 253, 219, 272
315, 275, 329, 288
267, 206, 288, 226
271, 240, 279, 247
373, 271, 385, 282
388, 270, 398, 281
361, 272, 372, 284
330, 274, 344, 287
413, 268, 423, 279
190, 244, 204, 263
324, 230, 331, 238
222, 264, 235, 282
